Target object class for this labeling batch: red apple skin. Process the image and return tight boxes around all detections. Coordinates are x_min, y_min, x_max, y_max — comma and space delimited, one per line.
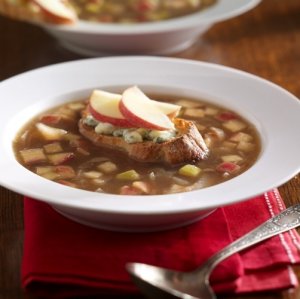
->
119, 100, 169, 130
88, 104, 133, 128
32, 0, 77, 24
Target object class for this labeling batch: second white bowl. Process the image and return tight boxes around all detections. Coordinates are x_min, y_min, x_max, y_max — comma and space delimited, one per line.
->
40, 0, 261, 56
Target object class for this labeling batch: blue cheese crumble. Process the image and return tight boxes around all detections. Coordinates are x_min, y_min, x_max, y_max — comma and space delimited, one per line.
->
83, 115, 177, 144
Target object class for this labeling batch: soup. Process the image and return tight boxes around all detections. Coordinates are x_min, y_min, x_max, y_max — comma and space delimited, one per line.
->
14, 87, 260, 195
69, 0, 217, 23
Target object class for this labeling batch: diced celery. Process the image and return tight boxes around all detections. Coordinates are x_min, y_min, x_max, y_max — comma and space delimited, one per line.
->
86, 3, 101, 13
178, 164, 201, 177
116, 170, 140, 181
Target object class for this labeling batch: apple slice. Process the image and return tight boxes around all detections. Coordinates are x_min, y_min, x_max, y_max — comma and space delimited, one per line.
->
36, 123, 67, 140
154, 101, 181, 118
32, 0, 77, 24
89, 89, 181, 127
89, 90, 133, 127
120, 86, 175, 130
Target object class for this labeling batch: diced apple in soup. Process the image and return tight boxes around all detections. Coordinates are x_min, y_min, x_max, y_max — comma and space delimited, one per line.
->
216, 162, 241, 174
47, 152, 75, 165
43, 142, 63, 153
20, 148, 47, 165
116, 170, 140, 181
97, 161, 117, 173
221, 155, 243, 163
222, 120, 247, 132
230, 132, 253, 142
184, 108, 205, 118
35, 165, 75, 180
36, 123, 67, 141
132, 181, 151, 194
120, 185, 142, 195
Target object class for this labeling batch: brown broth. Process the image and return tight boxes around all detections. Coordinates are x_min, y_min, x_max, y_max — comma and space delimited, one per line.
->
13, 94, 261, 195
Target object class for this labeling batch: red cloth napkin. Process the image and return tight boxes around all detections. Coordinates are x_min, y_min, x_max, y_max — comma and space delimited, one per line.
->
22, 189, 300, 298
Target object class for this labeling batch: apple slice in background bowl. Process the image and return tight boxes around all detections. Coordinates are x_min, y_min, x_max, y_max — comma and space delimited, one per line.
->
0, 0, 77, 25
32, 0, 77, 24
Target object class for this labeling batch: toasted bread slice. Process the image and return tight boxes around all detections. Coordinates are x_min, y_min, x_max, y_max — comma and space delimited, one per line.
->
79, 117, 209, 165
0, 0, 76, 24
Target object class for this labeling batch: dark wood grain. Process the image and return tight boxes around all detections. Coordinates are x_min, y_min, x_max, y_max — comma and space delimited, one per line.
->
0, 0, 299, 298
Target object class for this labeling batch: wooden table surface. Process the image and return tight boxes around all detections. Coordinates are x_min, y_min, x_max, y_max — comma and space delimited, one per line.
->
0, 0, 299, 298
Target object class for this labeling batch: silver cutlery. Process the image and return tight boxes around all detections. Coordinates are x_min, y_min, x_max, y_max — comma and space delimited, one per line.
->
127, 204, 300, 299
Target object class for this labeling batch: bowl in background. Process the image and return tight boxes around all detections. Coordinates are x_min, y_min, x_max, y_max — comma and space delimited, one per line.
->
0, 56, 299, 232
39, 0, 261, 56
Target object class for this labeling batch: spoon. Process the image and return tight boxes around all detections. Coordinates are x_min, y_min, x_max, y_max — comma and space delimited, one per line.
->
127, 204, 300, 299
